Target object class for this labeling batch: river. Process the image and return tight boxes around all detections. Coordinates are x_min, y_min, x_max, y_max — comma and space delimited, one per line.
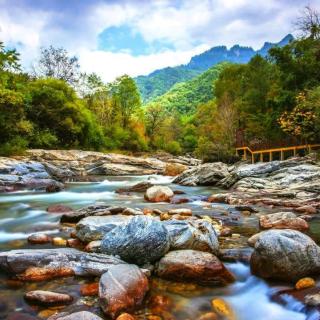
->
0, 175, 312, 319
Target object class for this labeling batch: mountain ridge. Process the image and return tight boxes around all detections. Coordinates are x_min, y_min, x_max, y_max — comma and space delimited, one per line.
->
135, 34, 294, 103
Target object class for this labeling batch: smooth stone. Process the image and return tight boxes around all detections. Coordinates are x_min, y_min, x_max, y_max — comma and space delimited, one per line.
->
163, 220, 219, 254
0, 248, 126, 280
101, 216, 170, 265
80, 283, 99, 296
116, 314, 136, 320
116, 181, 153, 194
144, 186, 174, 202
99, 264, 148, 318
295, 277, 316, 290
211, 298, 236, 320
52, 237, 67, 246
164, 163, 188, 176
24, 290, 73, 306
259, 212, 309, 231
76, 215, 131, 242
250, 229, 320, 281
48, 311, 104, 320
168, 208, 192, 216
28, 233, 51, 244
155, 250, 235, 286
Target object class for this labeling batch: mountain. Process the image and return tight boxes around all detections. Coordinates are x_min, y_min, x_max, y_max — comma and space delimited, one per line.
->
147, 63, 226, 115
135, 34, 294, 103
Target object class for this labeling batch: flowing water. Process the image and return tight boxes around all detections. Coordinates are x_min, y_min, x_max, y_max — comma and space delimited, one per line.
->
0, 175, 313, 319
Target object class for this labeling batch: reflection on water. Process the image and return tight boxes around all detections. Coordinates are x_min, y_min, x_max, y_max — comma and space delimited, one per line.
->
0, 175, 309, 319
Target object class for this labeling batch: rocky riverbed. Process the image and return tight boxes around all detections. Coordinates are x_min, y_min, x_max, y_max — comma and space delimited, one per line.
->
0, 150, 320, 320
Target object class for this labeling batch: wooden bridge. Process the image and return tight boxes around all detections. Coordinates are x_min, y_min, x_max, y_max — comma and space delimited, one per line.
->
236, 144, 320, 163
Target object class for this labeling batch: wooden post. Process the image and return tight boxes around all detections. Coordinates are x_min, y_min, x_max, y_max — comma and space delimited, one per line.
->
260, 153, 263, 162
280, 150, 284, 161
269, 151, 273, 162
244, 149, 247, 161
252, 154, 254, 164
293, 148, 297, 157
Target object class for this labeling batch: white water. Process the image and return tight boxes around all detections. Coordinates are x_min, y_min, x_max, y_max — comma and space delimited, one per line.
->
0, 176, 310, 319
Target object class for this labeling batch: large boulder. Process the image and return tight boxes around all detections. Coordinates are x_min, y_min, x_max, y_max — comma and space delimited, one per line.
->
259, 212, 309, 231
173, 163, 229, 186
76, 215, 131, 242
155, 250, 235, 286
249, 229, 320, 281
144, 186, 174, 202
163, 220, 219, 254
99, 264, 148, 318
0, 248, 126, 281
101, 216, 170, 265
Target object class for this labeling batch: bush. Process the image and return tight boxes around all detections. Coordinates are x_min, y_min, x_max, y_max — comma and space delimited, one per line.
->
165, 141, 182, 155
0, 137, 28, 156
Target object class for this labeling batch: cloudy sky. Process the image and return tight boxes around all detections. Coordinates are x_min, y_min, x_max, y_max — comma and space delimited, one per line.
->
0, 0, 318, 82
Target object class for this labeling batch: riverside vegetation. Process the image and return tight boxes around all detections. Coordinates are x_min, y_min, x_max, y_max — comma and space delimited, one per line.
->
1, 6, 320, 320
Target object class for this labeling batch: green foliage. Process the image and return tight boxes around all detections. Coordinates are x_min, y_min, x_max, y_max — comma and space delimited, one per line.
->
148, 63, 226, 115
26, 78, 104, 149
164, 141, 182, 155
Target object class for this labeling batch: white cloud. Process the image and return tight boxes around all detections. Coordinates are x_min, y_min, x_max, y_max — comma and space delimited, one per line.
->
78, 44, 210, 82
1, 0, 319, 82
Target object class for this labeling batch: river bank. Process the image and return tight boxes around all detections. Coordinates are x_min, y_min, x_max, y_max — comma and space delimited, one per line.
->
0, 150, 320, 320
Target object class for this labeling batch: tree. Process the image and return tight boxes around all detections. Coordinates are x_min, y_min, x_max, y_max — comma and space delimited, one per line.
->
32, 46, 80, 86
0, 42, 20, 71
295, 6, 320, 40
145, 103, 167, 147
278, 88, 320, 143
111, 75, 141, 128
27, 78, 104, 149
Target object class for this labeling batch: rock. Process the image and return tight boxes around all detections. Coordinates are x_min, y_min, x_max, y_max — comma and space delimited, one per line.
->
52, 237, 67, 246
305, 293, 320, 306
101, 216, 170, 265
46, 182, 64, 193
76, 215, 131, 242
80, 283, 99, 296
295, 205, 317, 214
197, 312, 218, 320
48, 311, 104, 320
122, 208, 143, 216
67, 238, 83, 248
24, 290, 73, 306
259, 212, 309, 231
160, 213, 171, 221
155, 250, 234, 286
0, 248, 126, 280
208, 193, 228, 203
163, 219, 219, 253
28, 233, 51, 244
234, 205, 258, 213
144, 186, 174, 202
116, 181, 154, 194
61, 204, 117, 224
7, 312, 40, 320
168, 208, 192, 216
116, 314, 136, 320
295, 277, 315, 290
84, 241, 101, 253
250, 229, 320, 281
47, 204, 73, 213
99, 264, 148, 318
164, 163, 188, 176
173, 163, 229, 186
218, 248, 253, 263
211, 298, 236, 320
170, 197, 190, 204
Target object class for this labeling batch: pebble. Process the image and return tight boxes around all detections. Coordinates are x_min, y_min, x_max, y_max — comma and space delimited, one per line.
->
28, 233, 51, 244
52, 237, 67, 246
295, 277, 316, 290
24, 290, 73, 306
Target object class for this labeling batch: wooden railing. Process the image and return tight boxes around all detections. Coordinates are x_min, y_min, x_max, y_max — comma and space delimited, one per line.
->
236, 144, 320, 163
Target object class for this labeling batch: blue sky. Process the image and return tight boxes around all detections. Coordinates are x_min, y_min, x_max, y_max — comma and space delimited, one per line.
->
0, 0, 319, 81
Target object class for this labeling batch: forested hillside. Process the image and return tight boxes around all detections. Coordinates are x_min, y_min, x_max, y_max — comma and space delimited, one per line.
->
147, 63, 226, 114
135, 34, 293, 102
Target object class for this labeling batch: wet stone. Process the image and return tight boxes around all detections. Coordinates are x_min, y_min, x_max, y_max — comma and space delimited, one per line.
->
24, 290, 73, 306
